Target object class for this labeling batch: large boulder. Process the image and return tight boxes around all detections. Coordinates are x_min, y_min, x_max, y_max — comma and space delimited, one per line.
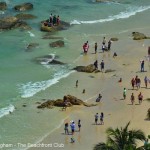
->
14, 3, 33, 11
0, 2, 7, 10
15, 13, 37, 20
74, 64, 96, 73
49, 40, 64, 47
0, 16, 31, 31
132, 32, 150, 40
34, 55, 65, 65
37, 95, 97, 109
41, 20, 70, 32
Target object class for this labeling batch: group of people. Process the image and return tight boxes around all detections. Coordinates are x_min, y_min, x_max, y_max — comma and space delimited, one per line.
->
94, 60, 105, 72
95, 112, 104, 125
44, 14, 60, 27
130, 92, 143, 105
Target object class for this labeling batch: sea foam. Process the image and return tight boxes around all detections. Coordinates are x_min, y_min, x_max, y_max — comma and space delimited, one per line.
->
27, 31, 35, 37
19, 70, 75, 98
0, 104, 15, 118
70, 6, 150, 25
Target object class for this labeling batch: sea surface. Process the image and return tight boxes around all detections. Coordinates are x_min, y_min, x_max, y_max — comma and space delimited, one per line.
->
0, 0, 150, 149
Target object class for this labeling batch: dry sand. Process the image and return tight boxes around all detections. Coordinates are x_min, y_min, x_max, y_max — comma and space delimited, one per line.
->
29, 31, 150, 150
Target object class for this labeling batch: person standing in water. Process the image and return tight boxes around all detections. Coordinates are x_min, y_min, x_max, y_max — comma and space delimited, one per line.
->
108, 40, 112, 50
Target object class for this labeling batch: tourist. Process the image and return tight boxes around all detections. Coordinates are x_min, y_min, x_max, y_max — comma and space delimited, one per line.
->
53, 15, 57, 25
96, 94, 102, 102
107, 40, 112, 50
63, 96, 68, 111
102, 43, 106, 53
95, 42, 98, 54
140, 60, 145, 72
83, 42, 88, 54
138, 92, 143, 104
118, 78, 122, 83
100, 60, 105, 72
100, 112, 104, 125
95, 113, 98, 125
123, 88, 126, 100
64, 123, 69, 134
113, 52, 117, 58
70, 121, 75, 135
144, 76, 148, 88
131, 77, 135, 90
78, 119, 81, 132
102, 37, 106, 45
82, 89, 85, 93
76, 80, 78, 88
136, 76, 141, 90
130, 93, 135, 105
94, 60, 98, 70
57, 15, 60, 25
49, 13, 53, 24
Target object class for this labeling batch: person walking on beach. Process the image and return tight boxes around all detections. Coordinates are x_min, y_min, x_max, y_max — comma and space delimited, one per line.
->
140, 60, 145, 72
100, 112, 104, 125
96, 94, 102, 102
78, 119, 81, 132
107, 40, 112, 50
144, 76, 148, 88
70, 121, 75, 135
95, 113, 98, 125
138, 92, 143, 104
130, 93, 135, 105
100, 60, 104, 72
131, 78, 135, 90
136, 76, 141, 90
123, 88, 127, 100
94, 60, 98, 70
76, 80, 78, 88
64, 123, 69, 134
95, 42, 98, 54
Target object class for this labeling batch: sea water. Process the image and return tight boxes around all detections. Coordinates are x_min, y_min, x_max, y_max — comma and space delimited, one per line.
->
0, 0, 150, 149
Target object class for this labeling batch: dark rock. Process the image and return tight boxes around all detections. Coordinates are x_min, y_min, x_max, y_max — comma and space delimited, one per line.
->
49, 59, 65, 65
74, 64, 96, 73
14, 3, 33, 11
41, 20, 70, 32
49, 40, 64, 47
26, 43, 39, 51
15, 13, 37, 20
105, 69, 116, 73
37, 95, 97, 109
132, 32, 150, 40
0, 2, 7, 10
110, 37, 118, 41
0, 16, 31, 31
22, 104, 27, 107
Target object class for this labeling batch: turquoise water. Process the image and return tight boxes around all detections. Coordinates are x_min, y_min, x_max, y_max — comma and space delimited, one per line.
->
0, 0, 150, 149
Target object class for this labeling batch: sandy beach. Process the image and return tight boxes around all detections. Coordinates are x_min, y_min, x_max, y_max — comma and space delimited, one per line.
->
28, 29, 150, 150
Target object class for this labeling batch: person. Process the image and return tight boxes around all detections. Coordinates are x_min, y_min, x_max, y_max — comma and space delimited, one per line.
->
102, 43, 105, 53
108, 40, 112, 50
96, 94, 102, 102
100, 60, 104, 72
144, 76, 148, 88
102, 37, 106, 45
53, 15, 57, 25
100, 112, 104, 125
44, 21, 48, 26
140, 60, 144, 72
47, 21, 52, 27
136, 77, 141, 90
148, 47, 150, 56
94, 60, 98, 70
95, 113, 98, 125
138, 92, 143, 104
56, 15, 60, 25
95, 42, 98, 54
113, 52, 117, 58
49, 14, 53, 24
64, 123, 69, 134
130, 93, 135, 105
131, 78, 135, 90
118, 78, 122, 83
63, 96, 68, 111
83, 42, 88, 54
123, 88, 126, 99
78, 119, 81, 131
76, 80, 78, 88
82, 89, 85, 93
70, 121, 75, 135
86, 41, 89, 51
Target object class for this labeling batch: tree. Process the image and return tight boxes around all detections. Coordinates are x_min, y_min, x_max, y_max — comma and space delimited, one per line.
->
94, 122, 146, 150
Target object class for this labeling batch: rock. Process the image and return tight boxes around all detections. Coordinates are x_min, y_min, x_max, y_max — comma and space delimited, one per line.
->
49, 40, 64, 47
26, 43, 39, 51
41, 20, 70, 32
22, 104, 27, 107
0, 16, 31, 31
132, 32, 150, 40
74, 64, 96, 73
105, 69, 116, 73
34, 55, 65, 65
0, 2, 7, 10
15, 13, 37, 20
14, 3, 33, 11
37, 95, 97, 109
110, 37, 118, 41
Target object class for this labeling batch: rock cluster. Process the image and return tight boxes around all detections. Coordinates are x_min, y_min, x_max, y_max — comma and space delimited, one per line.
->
74, 64, 96, 73
15, 13, 37, 20
37, 95, 97, 109
132, 32, 150, 40
14, 3, 33, 11
49, 40, 64, 47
